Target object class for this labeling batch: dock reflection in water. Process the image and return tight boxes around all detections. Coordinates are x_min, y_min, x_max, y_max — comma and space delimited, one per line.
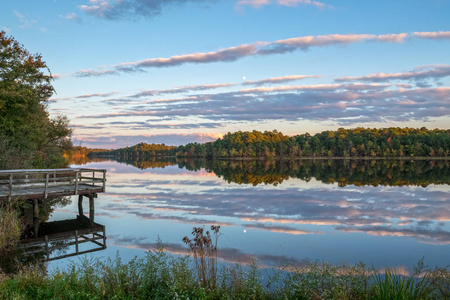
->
1, 196, 106, 273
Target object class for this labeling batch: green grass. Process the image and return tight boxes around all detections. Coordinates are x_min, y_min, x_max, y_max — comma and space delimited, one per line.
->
1, 250, 449, 299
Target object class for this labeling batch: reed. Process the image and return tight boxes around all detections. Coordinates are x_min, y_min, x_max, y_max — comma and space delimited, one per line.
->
182, 225, 220, 290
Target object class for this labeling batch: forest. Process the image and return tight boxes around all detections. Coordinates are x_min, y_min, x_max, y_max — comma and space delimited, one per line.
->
88, 128, 450, 160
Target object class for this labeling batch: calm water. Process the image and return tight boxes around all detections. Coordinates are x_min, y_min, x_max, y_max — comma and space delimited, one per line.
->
17, 159, 450, 272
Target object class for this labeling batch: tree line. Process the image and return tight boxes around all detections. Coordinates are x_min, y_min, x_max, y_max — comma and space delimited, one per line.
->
89, 128, 450, 160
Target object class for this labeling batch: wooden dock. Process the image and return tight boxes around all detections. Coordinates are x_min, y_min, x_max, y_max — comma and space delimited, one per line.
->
0, 168, 106, 202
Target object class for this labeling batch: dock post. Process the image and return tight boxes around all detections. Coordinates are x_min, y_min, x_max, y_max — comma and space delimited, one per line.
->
102, 225, 106, 248
102, 170, 106, 192
75, 230, 79, 254
44, 172, 49, 199
8, 173, 13, 201
89, 194, 95, 226
33, 199, 39, 237
78, 195, 83, 217
45, 235, 49, 260
75, 170, 79, 195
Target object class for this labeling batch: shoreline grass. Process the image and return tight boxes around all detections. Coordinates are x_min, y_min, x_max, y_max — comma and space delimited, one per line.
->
0, 201, 23, 256
1, 226, 449, 299
1, 249, 449, 299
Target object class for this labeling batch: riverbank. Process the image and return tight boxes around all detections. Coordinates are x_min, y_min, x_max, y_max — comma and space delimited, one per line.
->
1, 250, 449, 300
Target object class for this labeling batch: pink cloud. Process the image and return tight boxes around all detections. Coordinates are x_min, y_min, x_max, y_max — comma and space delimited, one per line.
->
376, 33, 408, 42
235, 0, 270, 9
278, 0, 332, 9
413, 31, 450, 40
72, 32, 414, 76
243, 75, 323, 86
336, 65, 450, 83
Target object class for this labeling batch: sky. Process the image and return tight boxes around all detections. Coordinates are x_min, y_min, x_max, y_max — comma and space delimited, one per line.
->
1, 0, 450, 148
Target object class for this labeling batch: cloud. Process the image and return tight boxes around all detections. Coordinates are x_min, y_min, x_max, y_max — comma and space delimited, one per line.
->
75, 92, 121, 99
396, 83, 412, 89
278, 0, 332, 9
80, 0, 215, 21
95, 121, 223, 130
130, 83, 236, 98
413, 31, 450, 40
115, 44, 258, 71
59, 13, 81, 22
74, 69, 118, 77
336, 65, 450, 83
13, 11, 25, 19
337, 225, 450, 245
245, 223, 324, 235
243, 75, 323, 86
75, 132, 223, 148
77, 85, 450, 125
240, 83, 391, 93
256, 34, 378, 55
72, 32, 413, 77
376, 33, 408, 42
236, 0, 270, 9
14, 10, 37, 29
236, 0, 332, 10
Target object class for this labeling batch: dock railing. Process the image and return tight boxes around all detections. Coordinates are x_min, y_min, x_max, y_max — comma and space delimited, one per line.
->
0, 168, 106, 201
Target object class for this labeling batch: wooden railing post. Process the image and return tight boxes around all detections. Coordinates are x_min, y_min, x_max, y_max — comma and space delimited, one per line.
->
44, 172, 49, 199
75, 170, 79, 195
8, 173, 13, 201
102, 170, 106, 192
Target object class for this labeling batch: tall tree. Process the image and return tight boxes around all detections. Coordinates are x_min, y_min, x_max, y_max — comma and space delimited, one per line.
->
0, 31, 72, 169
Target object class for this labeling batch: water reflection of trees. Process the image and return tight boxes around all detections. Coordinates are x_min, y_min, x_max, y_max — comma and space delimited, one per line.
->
117, 157, 177, 170
86, 156, 450, 187
176, 159, 450, 187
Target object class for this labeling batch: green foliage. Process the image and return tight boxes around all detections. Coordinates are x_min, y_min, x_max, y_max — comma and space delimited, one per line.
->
176, 127, 449, 159
0, 201, 23, 256
89, 142, 176, 159
0, 31, 72, 169
372, 259, 436, 300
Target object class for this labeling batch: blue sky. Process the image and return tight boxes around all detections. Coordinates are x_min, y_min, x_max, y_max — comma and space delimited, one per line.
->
2, 0, 450, 148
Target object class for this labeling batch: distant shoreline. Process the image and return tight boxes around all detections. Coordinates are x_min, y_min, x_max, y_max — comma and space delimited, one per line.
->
87, 154, 449, 161
215, 156, 450, 161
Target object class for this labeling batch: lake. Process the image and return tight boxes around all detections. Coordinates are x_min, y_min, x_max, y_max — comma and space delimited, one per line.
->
7, 158, 450, 273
